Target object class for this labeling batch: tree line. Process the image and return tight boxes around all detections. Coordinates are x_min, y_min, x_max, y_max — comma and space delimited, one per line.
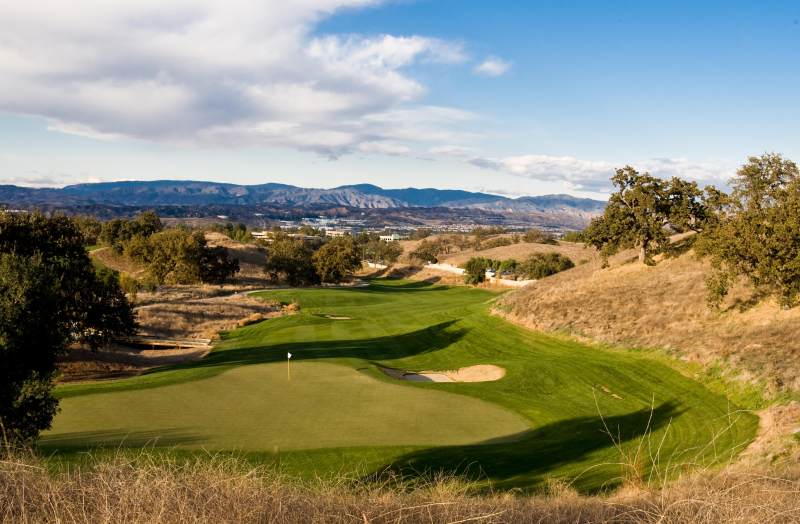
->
462, 253, 575, 285
263, 232, 400, 286
584, 152, 800, 308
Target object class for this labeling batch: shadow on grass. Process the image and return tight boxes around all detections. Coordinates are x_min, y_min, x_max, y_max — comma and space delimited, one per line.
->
357, 278, 457, 294
39, 428, 205, 452
186, 320, 469, 370
372, 401, 685, 492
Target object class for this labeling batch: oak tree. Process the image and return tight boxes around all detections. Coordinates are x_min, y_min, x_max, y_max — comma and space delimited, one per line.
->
695, 153, 800, 308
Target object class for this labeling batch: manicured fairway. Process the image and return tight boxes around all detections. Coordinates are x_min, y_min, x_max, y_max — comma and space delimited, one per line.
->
45, 278, 758, 491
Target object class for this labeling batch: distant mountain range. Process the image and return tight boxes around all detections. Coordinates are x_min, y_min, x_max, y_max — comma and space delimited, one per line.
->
0, 180, 606, 217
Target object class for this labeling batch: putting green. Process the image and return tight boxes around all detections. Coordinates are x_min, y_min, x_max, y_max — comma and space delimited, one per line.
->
46, 278, 758, 490
43, 362, 529, 449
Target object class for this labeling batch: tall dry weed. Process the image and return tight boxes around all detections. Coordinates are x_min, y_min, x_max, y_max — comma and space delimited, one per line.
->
2, 448, 800, 523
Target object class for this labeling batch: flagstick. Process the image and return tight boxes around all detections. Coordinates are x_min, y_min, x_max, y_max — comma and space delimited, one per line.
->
288, 358, 290, 380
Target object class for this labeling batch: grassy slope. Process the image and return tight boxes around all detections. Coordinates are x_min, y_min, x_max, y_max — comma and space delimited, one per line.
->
496, 241, 800, 407
45, 279, 757, 491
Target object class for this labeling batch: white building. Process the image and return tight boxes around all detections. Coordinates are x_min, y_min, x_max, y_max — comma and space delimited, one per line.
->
379, 234, 401, 242
326, 230, 346, 237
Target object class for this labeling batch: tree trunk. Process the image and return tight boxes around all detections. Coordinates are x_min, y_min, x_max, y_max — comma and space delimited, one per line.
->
639, 245, 646, 263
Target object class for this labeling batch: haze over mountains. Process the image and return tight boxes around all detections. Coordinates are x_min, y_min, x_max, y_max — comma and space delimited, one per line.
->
0, 181, 606, 217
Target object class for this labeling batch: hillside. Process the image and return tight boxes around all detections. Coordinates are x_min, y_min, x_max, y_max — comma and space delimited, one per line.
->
496, 237, 800, 406
397, 235, 599, 268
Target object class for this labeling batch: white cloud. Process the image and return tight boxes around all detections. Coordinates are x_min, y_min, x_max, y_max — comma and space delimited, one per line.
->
358, 141, 410, 155
458, 153, 736, 193
473, 57, 512, 77
0, 0, 470, 158
429, 145, 472, 156
474, 185, 522, 197
1, 175, 62, 187
1, 173, 103, 188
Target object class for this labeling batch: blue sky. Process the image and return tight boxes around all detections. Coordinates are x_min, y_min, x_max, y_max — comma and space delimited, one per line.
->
0, 0, 798, 199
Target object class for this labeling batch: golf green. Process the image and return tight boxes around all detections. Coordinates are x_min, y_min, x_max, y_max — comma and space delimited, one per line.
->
45, 278, 758, 490
43, 362, 529, 449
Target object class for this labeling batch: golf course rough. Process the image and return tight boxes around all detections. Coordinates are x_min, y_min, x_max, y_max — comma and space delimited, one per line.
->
46, 278, 758, 491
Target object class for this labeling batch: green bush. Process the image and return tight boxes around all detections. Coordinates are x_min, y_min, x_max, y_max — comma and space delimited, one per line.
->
462, 258, 487, 285
522, 228, 558, 245
517, 253, 575, 280
561, 230, 584, 243
481, 237, 512, 250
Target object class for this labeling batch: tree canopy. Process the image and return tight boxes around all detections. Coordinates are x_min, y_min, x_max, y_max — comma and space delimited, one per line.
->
0, 211, 137, 444
695, 153, 800, 308
264, 234, 320, 286
127, 229, 239, 289
314, 236, 363, 283
100, 211, 164, 254
583, 166, 713, 266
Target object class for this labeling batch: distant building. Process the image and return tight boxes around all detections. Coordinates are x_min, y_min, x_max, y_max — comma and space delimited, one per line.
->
217, 215, 229, 220
326, 230, 346, 237
379, 234, 401, 242
251, 231, 268, 239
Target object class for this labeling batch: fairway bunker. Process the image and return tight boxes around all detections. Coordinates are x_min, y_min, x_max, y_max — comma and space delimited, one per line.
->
313, 314, 351, 320
382, 365, 506, 383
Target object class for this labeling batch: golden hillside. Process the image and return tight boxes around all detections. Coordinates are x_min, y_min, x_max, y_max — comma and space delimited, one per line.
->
496, 237, 800, 400
398, 234, 598, 266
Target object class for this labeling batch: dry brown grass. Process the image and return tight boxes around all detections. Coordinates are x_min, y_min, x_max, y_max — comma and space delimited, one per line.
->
89, 247, 143, 275
359, 264, 467, 286
441, 239, 598, 267
3, 451, 800, 523
135, 293, 283, 339
204, 232, 271, 287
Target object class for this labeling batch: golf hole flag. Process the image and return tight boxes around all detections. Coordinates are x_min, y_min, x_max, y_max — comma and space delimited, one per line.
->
287, 352, 292, 380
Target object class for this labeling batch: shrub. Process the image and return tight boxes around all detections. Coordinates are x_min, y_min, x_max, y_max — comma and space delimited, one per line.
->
561, 230, 584, 243
410, 228, 431, 240
462, 258, 487, 285
518, 253, 575, 280
409, 239, 440, 264
119, 272, 140, 302
499, 259, 518, 272
481, 237, 512, 250
522, 228, 558, 245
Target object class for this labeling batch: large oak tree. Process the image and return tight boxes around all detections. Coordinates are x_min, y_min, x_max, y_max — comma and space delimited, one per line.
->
695, 153, 800, 308
0, 212, 137, 444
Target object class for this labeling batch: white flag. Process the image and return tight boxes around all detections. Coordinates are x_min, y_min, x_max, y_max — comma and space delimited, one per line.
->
287, 353, 292, 359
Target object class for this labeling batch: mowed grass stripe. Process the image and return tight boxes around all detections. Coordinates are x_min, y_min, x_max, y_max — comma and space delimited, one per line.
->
47, 278, 758, 491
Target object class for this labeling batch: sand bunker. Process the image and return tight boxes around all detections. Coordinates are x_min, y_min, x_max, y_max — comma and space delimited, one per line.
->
382, 364, 505, 383
403, 373, 454, 382
313, 314, 351, 320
